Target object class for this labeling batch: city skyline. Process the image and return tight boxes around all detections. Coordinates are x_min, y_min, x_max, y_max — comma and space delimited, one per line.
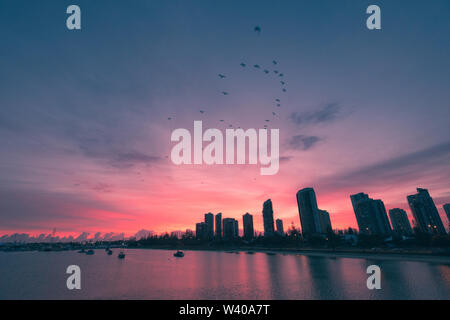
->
2, 185, 447, 242
1, 1, 450, 237
175, 186, 450, 240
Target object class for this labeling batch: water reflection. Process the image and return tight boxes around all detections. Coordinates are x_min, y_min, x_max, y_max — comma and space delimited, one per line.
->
0, 250, 448, 299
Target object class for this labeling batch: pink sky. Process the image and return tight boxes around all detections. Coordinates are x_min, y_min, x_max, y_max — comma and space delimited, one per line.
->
1, 1, 450, 238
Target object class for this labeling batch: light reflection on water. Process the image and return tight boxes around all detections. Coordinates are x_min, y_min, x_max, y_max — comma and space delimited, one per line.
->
0, 249, 449, 299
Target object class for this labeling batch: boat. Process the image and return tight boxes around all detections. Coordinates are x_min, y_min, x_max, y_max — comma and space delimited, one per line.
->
118, 251, 125, 259
85, 249, 95, 255
173, 250, 184, 258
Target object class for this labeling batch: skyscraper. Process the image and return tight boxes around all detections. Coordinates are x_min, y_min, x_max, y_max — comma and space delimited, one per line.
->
195, 222, 207, 240
407, 188, 446, 235
233, 219, 239, 238
388, 208, 413, 236
443, 204, 450, 226
243, 213, 254, 240
223, 218, 238, 240
275, 219, 284, 235
350, 192, 369, 213
296, 188, 322, 235
373, 199, 392, 234
262, 199, 275, 237
215, 212, 222, 239
318, 209, 332, 234
204, 212, 214, 239
350, 193, 392, 235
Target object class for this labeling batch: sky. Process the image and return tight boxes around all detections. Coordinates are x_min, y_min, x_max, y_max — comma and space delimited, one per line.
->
0, 0, 450, 237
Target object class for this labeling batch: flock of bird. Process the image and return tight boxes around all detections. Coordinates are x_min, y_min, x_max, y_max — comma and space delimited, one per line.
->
168, 26, 286, 129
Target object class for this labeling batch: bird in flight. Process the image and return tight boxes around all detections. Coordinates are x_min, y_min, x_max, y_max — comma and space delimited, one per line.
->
272, 112, 276, 116
282, 88, 287, 92
218, 74, 226, 79
274, 70, 279, 74
240, 63, 246, 67
168, 117, 172, 120
264, 70, 269, 74
272, 60, 278, 65
275, 98, 280, 102
222, 91, 229, 95
219, 120, 225, 122
200, 110, 205, 114
253, 64, 260, 69
254, 26, 261, 34
277, 104, 281, 107
279, 73, 284, 77
280, 81, 285, 85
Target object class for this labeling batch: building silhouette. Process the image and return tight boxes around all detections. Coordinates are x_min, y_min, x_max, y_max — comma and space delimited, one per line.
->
350, 192, 392, 235
233, 219, 239, 238
195, 222, 207, 240
275, 219, 284, 235
296, 188, 332, 235
262, 199, 275, 237
170, 230, 183, 239
318, 209, 332, 234
215, 212, 222, 239
350, 192, 369, 213
443, 204, 450, 226
185, 229, 194, 238
223, 218, 238, 240
407, 188, 446, 235
243, 213, 254, 240
388, 208, 413, 236
204, 212, 214, 239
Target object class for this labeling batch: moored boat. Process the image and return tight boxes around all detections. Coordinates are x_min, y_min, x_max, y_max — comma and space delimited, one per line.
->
173, 250, 184, 258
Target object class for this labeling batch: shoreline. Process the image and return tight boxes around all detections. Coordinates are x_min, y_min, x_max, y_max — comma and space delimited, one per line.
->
2, 245, 450, 264
130, 246, 450, 264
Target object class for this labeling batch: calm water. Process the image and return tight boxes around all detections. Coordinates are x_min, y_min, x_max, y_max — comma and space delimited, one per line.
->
0, 249, 449, 300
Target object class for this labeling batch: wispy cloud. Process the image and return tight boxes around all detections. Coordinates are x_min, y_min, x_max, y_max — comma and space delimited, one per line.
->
75, 133, 162, 169
319, 141, 450, 191
279, 156, 293, 163
289, 102, 342, 128
0, 188, 133, 232
288, 135, 322, 150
